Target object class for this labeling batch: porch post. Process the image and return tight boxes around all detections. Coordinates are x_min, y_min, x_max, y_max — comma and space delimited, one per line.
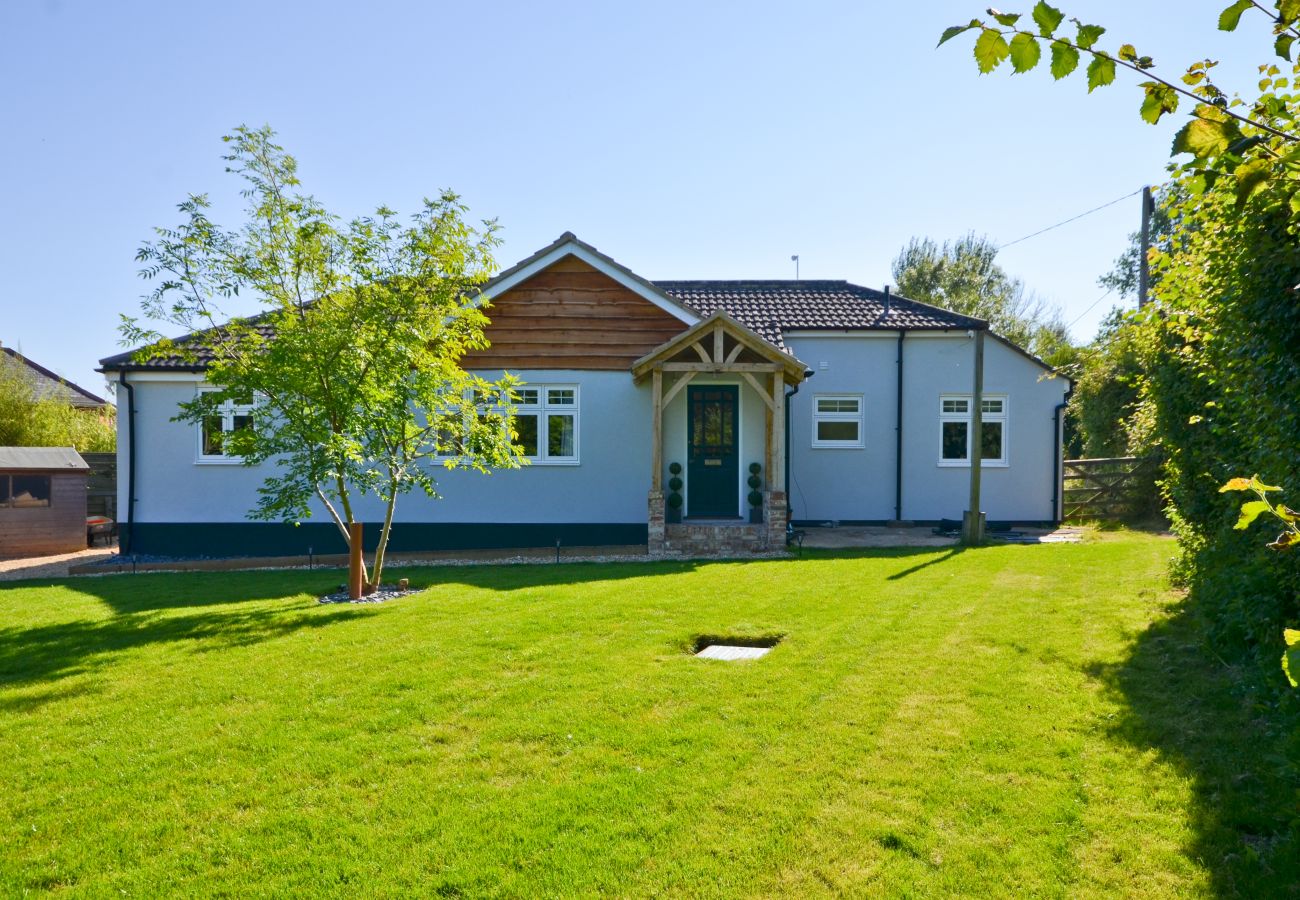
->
651, 368, 663, 492
766, 372, 789, 549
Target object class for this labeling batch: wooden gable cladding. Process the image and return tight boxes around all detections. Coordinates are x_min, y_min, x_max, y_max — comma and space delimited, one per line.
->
461, 257, 689, 371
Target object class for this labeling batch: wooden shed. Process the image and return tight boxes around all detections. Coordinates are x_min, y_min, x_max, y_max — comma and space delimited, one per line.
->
0, 447, 90, 558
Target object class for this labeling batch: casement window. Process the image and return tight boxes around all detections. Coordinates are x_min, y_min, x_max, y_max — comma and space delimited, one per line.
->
197, 389, 255, 463
512, 385, 580, 464
938, 395, 1008, 466
812, 394, 864, 448
0, 475, 51, 508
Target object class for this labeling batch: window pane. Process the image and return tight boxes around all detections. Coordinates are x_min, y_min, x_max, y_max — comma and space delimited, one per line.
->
515, 413, 539, 456
516, 388, 539, 406
547, 388, 575, 406
942, 420, 968, 460
232, 414, 253, 435
817, 421, 859, 442
817, 397, 858, 413
10, 475, 51, 508
942, 398, 968, 414
981, 398, 1003, 415
547, 414, 575, 457
981, 421, 1004, 460
202, 415, 225, 455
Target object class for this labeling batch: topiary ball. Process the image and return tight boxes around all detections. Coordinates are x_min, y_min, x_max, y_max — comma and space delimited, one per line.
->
667, 492, 683, 509
748, 490, 763, 507
747, 474, 761, 489
668, 476, 683, 492
668, 461, 682, 475
749, 462, 762, 474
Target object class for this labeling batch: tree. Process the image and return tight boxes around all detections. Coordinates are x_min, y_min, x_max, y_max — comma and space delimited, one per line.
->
0, 354, 115, 452
125, 126, 525, 591
1066, 308, 1145, 459
891, 232, 1059, 356
941, 4, 1300, 694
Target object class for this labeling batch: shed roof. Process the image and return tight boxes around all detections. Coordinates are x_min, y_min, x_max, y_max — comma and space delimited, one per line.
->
0, 447, 90, 472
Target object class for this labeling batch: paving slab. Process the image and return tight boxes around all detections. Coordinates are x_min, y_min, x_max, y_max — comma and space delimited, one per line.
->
696, 645, 772, 660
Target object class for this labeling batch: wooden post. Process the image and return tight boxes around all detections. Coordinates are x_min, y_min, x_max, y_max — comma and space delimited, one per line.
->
348, 521, 364, 600
771, 374, 786, 492
1138, 185, 1152, 309
651, 368, 663, 492
963, 330, 985, 545
764, 374, 774, 480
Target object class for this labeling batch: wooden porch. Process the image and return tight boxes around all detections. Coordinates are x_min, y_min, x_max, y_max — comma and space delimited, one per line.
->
631, 311, 808, 555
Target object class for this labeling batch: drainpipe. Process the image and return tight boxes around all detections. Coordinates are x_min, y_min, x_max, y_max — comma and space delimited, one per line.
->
116, 371, 136, 555
894, 328, 906, 521
784, 369, 813, 521
1051, 384, 1074, 525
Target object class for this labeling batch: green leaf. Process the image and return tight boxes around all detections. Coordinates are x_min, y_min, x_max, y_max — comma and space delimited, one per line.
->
974, 28, 1011, 73
1118, 43, 1138, 62
1087, 55, 1116, 92
1234, 157, 1271, 205
1032, 1, 1064, 37
1234, 499, 1272, 530
938, 20, 980, 47
1251, 475, 1283, 492
1220, 477, 1254, 492
1283, 629, 1300, 687
1140, 83, 1179, 123
1050, 39, 1079, 78
1009, 32, 1042, 73
1276, 33, 1294, 61
1075, 21, 1105, 50
1172, 117, 1240, 157
1275, 505, 1300, 523
1268, 530, 1300, 550
1218, 0, 1253, 31
988, 8, 1020, 27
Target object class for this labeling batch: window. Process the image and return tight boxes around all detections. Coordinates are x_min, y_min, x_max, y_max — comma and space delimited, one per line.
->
812, 394, 864, 448
512, 384, 579, 464
197, 389, 255, 463
0, 475, 51, 508
938, 395, 1007, 466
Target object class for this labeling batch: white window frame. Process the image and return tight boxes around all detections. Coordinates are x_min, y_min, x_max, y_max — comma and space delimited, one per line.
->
811, 393, 865, 449
937, 394, 1008, 467
195, 387, 256, 465
511, 383, 581, 466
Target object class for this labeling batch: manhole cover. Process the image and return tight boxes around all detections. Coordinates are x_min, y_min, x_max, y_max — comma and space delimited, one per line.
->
696, 644, 772, 660
692, 634, 782, 660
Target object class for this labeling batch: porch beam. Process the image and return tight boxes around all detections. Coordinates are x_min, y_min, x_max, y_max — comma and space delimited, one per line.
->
765, 374, 774, 480
662, 371, 695, 408
661, 362, 783, 373
713, 325, 725, 363
742, 372, 776, 411
725, 342, 745, 364
692, 341, 712, 363
651, 369, 663, 492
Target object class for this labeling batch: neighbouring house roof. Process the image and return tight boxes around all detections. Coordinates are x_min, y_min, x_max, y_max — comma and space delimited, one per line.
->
0, 446, 89, 472
2, 347, 109, 408
652, 281, 985, 350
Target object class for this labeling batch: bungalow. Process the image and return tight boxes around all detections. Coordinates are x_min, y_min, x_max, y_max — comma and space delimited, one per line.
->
99, 233, 1070, 558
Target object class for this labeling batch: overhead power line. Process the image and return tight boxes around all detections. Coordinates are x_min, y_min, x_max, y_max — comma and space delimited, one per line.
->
1067, 287, 1115, 331
997, 188, 1144, 251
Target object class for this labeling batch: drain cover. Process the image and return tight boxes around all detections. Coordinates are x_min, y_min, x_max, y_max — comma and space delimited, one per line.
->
696, 644, 772, 660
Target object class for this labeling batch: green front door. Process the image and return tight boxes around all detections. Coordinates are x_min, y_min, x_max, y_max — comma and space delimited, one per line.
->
687, 385, 739, 518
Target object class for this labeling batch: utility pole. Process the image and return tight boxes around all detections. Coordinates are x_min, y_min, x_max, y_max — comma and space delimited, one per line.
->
1138, 185, 1153, 309
963, 329, 986, 545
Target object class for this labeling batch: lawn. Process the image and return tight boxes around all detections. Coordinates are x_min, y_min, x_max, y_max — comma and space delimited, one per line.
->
1, 533, 1296, 896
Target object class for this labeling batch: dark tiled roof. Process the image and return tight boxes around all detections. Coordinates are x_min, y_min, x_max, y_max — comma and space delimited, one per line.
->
2, 347, 109, 407
98, 319, 275, 372
653, 280, 983, 349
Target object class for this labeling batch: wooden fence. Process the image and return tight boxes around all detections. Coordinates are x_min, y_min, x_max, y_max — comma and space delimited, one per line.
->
1062, 456, 1161, 523
82, 451, 117, 520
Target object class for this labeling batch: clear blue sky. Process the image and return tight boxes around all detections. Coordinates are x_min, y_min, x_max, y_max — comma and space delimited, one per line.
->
0, 1, 1266, 399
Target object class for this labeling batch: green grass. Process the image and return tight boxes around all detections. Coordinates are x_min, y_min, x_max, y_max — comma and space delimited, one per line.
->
1, 534, 1295, 896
